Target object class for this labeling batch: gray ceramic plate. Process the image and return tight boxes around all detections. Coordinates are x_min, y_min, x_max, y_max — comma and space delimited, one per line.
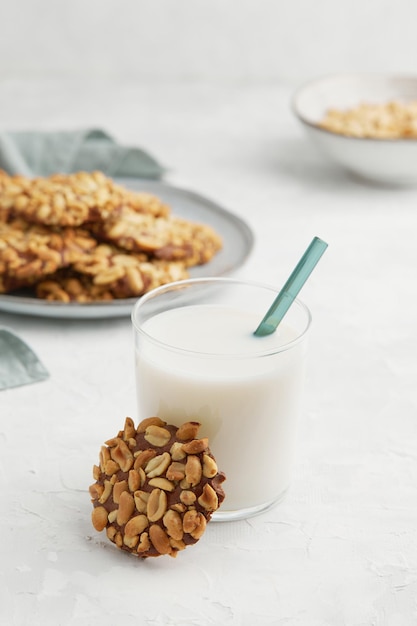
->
0, 179, 254, 319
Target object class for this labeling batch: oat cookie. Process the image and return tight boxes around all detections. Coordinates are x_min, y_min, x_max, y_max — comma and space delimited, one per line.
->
90, 417, 226, 558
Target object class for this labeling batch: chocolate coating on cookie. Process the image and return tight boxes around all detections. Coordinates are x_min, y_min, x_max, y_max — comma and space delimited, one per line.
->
90, 417, 226, 558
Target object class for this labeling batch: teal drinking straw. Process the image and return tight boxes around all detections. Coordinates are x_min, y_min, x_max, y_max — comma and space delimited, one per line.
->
254, 236, 328, 337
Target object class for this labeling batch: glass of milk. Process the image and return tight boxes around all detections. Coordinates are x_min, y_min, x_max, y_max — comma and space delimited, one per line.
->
132, 277, 311, 521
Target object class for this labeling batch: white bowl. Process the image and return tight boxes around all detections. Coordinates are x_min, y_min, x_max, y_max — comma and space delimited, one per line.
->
292, 73, 417, 185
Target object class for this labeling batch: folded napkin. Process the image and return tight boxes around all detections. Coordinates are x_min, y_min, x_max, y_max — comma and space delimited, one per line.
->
0, 329, 49, 391
0, 129, 165, 179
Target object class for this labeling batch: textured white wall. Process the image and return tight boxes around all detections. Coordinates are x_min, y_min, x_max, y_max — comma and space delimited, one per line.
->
1, 0, 416, 84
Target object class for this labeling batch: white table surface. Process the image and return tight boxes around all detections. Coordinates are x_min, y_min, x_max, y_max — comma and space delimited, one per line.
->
1, 78, 417, 626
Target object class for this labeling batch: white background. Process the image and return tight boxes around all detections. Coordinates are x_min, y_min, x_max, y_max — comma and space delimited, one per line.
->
1, 0, 417, 83
1, 2, 417, 626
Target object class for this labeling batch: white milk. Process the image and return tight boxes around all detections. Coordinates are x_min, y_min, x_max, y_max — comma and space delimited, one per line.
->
135, 304, 308, 517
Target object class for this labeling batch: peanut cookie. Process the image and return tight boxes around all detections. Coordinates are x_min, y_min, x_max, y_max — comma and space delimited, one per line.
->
0, 219, 96, 293
0, 170, 170, 227
36, 245, 189, 301
92, 208, 223, 266
0, 171, 223, 301
90, 417, 226, 558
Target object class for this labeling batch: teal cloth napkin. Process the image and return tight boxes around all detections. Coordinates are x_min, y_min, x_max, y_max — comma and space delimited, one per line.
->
0, 129, 165, 178
0, 329, 49, 391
